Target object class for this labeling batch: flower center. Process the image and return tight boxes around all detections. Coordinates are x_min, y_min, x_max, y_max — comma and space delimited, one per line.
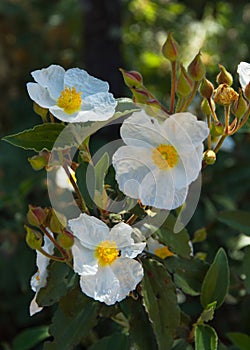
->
57, 87, 82, 114
152, 144, 179, 170
154, 246, 174, 259
95, 240, 119, 267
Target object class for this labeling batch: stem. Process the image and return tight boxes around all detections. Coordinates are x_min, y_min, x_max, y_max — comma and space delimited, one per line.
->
213, 134, 227, 154
234, 103, 250, 133
37, 247, 66, 262
40, 225, 69, 260
49, 113, 55, 123
224, 105, 230, 134
208, 98, 219, 122
169, 61, 177, 113
206, 114, 212, 150
179, 81, 199, 112
63, 164, 89, 213
126, 214, 138, 226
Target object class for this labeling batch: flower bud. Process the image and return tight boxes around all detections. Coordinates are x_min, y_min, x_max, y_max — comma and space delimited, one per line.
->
188, 52, 206, 81
25, 225, 43, 250
214, 84, 238, 106
232, 90, 248, 119
27, 205, 47, 227
199, 78, 214, 99
203, 150, 216, 165
192, 227, 207, 243
244, 82, 250, 101
162, 33, 179, 62
49, 209, 67, 234
201, 98, 215, 116
216, 64, 233, 86
210, 122, 224, 137
119, 68, 143, 88
177, 64, 193, 96
57, 229, 74, 249
28, 151, 49, 171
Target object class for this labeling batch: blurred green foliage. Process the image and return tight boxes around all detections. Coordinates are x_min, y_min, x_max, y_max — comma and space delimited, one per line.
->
1, 0, 250, 349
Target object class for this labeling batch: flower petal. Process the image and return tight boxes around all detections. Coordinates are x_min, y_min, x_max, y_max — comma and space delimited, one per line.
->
27, 83, 55, 108
237, 61, 250, 90
72, 237, 98, 275
64, 68, 109, 95
29, 294, 43, 316
112, 145, 154, 199
31, 64, 65, 100
121, 110, 168, 148
68, 213, 110, 249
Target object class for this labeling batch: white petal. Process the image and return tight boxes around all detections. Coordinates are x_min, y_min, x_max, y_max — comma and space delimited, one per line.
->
68, 213, 109, 249
146, 237, 165, 254
120, 242, 146, 258
31, 64, 65, 100
55, 166, 75, 191
79, 266, 120, 305
72, 238, 98, 275
29, 294, 43, 316
112, 145, 154, 199
27, 83, 55, 108
110, 258, 144, 302
237, 61, 250, 90
64, 68, 109, 95
121, 110, 167, 148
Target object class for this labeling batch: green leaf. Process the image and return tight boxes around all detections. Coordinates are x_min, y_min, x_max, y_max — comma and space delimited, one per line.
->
166, 256, 209, 296
120, 298, 158, 350
156, 214, 191, 258
195, 324, 218, 350
76, 161, 96, 209
2, 123, 66, 151
242, 246, 250, 293
141, 259, 180, 350
227, 332, 250, 350
218, 210, 250, 235
12, 326, 50, 350
94, 152, 109, 193
200, 248, 229, 308
171, 339, 193, 350
88, 334, 130, 350
44, 288, 98, 350
36, 261, 76, 307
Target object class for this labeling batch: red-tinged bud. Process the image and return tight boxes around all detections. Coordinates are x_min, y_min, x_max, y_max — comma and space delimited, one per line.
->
188, 52, 206, 82
27, 205, 47, 227
25, 225, 43, 250
177, 64, 193, 96
199, 78, 214, 99
162, 33, 179, 62
57, 229, 74, 249
119, 68, 143, 88
232, 90, 248, 119
216, 64, 233, 86
203, 150, 216, 165
214, 84, 238, 106
192, 227, 207, 243
244, 82, 250, 101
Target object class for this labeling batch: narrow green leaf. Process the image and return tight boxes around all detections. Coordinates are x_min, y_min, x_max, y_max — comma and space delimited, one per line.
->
12, 326, 50, 350
94, 152, 109, 193
218, 210, 250, 235
36, 261, 76, 307
141, 259, 180, 350
200, 248, 229, 308
88, 334, 130, 350
166, 256, 209, 296
227, 332, 250, 350
195, 324, 218, 350
44, 288, 98, 350
242, 246, 250, 293
156, 214, 191, 258
2, 123, 65, 151
76, 161, 96, 209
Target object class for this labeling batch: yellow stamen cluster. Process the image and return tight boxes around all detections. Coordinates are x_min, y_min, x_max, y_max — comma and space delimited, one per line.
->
213, 84, 238, 106
155, 246, 174, 259
152, 144, 179, 170
95, 240, 119, 267
57, 87, 82, 114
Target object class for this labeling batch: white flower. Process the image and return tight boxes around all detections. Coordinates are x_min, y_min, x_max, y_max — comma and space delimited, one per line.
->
237, 61, 250, 91
68, 213, 145, 305
55, 166, 75, 191
146, 237, 174, 259
112, 110, 209, 210
27, 64, 117, 123
29, 233, 54, 316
